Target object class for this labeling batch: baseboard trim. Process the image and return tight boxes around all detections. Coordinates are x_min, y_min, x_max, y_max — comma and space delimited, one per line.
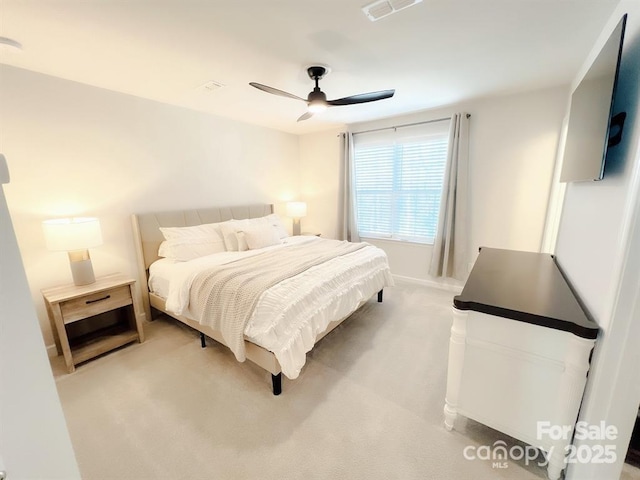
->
392, 274, 463, 293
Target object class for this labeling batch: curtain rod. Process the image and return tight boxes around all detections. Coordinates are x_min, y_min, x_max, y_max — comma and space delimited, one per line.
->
345, 113, 470, 136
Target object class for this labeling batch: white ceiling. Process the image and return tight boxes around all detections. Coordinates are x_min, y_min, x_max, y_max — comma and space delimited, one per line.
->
0, 0, 620, 135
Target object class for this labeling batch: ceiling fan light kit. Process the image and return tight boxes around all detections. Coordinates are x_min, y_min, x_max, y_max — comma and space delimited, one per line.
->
308, 99, 327, 114
249, 65, 395, 122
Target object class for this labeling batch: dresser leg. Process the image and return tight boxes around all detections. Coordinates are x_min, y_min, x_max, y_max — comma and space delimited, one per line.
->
444, 403, 457, 431
444, 308, 468, 431
546, 458, 563, 480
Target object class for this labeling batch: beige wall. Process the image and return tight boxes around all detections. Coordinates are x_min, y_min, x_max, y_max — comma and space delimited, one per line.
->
552, 3, 640, 478
299, 85, 569, 284
1, 64, 569, 347
299, 127, 344, 239
0, 65, 300, 349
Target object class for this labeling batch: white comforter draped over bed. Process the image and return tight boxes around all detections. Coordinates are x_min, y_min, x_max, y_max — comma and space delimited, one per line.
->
190, 239, 368, 363
148, 236, 394, 379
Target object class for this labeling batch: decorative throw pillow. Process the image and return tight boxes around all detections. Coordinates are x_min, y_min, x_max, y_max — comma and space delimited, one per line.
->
219, 216, 287, 251
243, 223, 282, 250
266, 213, 289, 239
219, 219, 250, 251
235, 231, 249, 252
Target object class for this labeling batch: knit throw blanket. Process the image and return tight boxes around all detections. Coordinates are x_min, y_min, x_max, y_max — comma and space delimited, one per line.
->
189, 239, 367, 362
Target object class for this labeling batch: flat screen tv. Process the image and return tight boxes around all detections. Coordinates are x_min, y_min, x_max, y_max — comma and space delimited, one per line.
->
560, 14, 627, 183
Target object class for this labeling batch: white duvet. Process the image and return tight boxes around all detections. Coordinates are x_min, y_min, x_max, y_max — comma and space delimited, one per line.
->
148, 236, 394, 379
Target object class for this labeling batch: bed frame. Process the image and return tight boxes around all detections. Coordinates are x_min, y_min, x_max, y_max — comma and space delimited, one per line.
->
131, 203, 382, 395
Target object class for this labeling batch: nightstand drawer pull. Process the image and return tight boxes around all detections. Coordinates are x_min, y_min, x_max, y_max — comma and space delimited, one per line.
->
86, 294, 111, 304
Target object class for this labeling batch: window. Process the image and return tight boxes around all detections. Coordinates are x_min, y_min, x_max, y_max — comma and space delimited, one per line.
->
352, 120, 449, 244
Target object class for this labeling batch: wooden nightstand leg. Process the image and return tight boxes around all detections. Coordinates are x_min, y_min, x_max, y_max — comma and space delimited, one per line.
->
45, 300, 62, 356
51, 303, 75, 373
129, 284, 145, 342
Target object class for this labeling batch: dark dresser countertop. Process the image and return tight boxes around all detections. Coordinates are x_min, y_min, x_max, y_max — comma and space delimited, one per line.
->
454, 247, 599, 339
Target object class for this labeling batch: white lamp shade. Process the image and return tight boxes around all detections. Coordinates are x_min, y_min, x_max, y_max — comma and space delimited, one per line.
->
42, 217, 103, 251
286, 202, 307, 218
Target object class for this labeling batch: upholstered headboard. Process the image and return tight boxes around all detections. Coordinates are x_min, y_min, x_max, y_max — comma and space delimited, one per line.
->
131, 204, 273, 320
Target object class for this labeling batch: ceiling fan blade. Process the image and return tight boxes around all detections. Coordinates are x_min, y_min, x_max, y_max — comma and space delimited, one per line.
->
249, 82, 306, 102
297, 111, 314, 122
327, 89, 395, 106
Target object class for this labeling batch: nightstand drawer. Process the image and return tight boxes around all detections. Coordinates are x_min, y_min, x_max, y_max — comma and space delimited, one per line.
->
61, 285, 132, 324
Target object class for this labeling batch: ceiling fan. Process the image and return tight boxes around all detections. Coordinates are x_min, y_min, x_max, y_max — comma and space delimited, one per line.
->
249, 65, 395, 122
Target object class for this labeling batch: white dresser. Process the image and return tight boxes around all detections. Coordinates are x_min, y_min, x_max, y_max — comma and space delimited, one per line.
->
444, 247, 598, 480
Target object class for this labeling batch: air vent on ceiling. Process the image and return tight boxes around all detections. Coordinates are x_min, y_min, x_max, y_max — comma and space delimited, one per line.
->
362, 0, 423, 22
197, 80, 225, 92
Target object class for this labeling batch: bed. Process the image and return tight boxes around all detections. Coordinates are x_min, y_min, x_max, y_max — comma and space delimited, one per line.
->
131, 204, 393, 394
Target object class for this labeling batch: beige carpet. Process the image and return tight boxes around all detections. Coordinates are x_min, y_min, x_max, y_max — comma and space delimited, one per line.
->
51, 281, 610, 480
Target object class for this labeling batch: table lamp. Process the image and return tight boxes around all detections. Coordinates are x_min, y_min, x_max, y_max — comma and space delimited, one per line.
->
286, 202, 307, 236
42, 217, 103, 286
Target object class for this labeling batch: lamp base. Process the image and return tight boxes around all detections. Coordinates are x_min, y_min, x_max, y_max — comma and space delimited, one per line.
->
68, 250, 96, 286
292, 218, 301, 236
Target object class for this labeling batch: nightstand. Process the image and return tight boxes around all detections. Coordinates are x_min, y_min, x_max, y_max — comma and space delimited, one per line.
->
301, 232, 321, 237
42, 273, 144, 373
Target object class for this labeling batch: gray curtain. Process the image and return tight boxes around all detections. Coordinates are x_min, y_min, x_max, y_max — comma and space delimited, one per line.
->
338, 132, 360, 242
429, 113, 470, 280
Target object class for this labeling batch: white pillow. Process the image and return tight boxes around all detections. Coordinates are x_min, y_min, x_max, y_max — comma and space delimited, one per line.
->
219, 219, 251, 251
219, 216, 287, 251
158, 238, 226, 261
235, 231, 249, 252
158, 222, 226, 260
243, 223, 282, 250
159, 222, 223, 241
265, 214, 289, 239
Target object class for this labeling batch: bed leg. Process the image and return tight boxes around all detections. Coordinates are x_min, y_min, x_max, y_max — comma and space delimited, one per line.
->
377, 289, 383, 303
272, 373, 282, 396
200, 332, 206, 348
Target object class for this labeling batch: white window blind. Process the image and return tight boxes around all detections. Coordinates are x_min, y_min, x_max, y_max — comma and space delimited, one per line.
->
353, 120, 449, 244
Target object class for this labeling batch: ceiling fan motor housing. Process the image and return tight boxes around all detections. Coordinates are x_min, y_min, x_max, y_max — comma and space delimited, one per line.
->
307, 88, 327, 103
